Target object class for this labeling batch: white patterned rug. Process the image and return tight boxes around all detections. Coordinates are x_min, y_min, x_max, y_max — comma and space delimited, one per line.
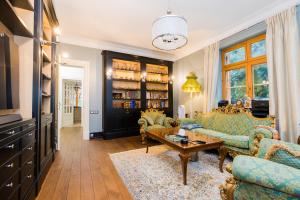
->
110, 145, 231, 200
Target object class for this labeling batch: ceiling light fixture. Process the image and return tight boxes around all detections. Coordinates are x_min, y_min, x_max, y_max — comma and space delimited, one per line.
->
152, 1, 188, 51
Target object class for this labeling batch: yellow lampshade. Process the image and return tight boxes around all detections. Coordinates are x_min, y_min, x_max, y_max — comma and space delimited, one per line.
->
181, 72, 201, 93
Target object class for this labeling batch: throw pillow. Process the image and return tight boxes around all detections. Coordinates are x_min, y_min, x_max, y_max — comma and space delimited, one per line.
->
181, 123, 202, 130
143, 115, 154, 126
155, 115, 166, 126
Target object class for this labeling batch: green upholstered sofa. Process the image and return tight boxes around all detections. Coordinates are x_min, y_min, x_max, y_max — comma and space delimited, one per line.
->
180, 108, 279, 170
220, 138, 300, 200
138, 109, 175, 144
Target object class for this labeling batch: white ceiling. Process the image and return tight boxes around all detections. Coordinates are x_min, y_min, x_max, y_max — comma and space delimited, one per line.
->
53, 0, 298, 61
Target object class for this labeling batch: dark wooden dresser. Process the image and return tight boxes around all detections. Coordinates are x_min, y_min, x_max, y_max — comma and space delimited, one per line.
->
0, 119, 35, 200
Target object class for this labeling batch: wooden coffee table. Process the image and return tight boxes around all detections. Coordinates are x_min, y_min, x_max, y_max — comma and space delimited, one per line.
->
145, 127, 224, 185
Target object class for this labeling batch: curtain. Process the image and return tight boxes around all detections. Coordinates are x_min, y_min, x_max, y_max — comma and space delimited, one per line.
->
202, 42, 220, 113
266, 6, 300, 143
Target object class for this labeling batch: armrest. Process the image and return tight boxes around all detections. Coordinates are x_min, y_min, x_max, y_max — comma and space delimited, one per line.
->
138, 118, 148, 129
232, 155, 300, 197
164, 117, 175, 128
249, 126, 279, 156
264, 143, 300, 169
179, 118, 197, 126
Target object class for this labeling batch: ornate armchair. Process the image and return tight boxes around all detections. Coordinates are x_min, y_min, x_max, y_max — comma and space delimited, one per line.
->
220, 138, 300, 200
138, 109, 175, 144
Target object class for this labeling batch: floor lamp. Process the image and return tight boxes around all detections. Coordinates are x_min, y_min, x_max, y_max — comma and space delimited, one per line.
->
181, 72, 201, 118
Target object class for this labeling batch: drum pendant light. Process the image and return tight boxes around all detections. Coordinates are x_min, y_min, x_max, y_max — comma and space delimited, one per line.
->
152, 7, 188, 51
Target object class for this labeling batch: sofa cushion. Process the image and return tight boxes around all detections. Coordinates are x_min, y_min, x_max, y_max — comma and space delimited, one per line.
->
143, 115, 154, 126
210, 113, 253, 135
155, 114, 166, 126
181, 123, 202, 130
234, 181, 299, 200
195, 112, 216, 129
146, 124, 165, 131
192, 128, 249, 149
232, 155, 300, 197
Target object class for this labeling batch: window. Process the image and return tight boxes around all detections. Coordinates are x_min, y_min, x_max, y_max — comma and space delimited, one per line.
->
222, 34, 268, 102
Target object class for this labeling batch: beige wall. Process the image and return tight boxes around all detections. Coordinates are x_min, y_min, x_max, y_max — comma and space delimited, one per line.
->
173, 49, 205, 116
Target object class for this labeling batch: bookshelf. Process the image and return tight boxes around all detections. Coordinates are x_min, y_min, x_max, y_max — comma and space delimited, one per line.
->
102, 51, 173, 139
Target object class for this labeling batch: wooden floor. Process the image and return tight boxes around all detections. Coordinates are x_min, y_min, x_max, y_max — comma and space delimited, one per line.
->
36, 126, 150, 200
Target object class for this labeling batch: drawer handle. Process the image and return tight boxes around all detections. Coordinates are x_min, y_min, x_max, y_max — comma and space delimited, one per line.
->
27, 174, 32, 179
7, 144, 15, 149
27, 161, 33, 165
6, 182, 13, 187
27, 146, 33, 150
8, 130, 15, 135
5, 163, 14, 168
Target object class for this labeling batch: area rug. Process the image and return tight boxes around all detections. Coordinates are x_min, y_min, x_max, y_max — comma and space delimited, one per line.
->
110, 145, 231, 200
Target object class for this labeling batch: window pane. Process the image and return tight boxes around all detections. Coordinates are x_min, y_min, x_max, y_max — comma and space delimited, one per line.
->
229, 68, 246, 87
226, 68, 246, 102
230, 87, 247, 103
224, 47, 245, 65
252, 63, 269, 99
251, 39, 266, 58
254, 85, 269, 99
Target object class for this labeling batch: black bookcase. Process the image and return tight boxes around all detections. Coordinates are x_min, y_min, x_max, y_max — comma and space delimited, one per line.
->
102, 51, 173, 139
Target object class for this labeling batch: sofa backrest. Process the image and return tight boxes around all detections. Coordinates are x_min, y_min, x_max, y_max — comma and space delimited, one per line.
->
196, 111, 273, 136
141, 109, 164, 123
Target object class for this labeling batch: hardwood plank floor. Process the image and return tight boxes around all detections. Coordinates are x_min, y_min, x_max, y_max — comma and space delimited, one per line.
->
36, 127, 153, 200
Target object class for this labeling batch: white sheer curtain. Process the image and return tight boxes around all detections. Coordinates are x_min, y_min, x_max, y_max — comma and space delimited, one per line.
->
266, 6, 300, 143
202, 42, 220, 113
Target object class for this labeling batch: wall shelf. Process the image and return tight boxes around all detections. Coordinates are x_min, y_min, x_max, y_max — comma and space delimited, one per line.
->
0, 0, 33, 37
112, 78, 140, 82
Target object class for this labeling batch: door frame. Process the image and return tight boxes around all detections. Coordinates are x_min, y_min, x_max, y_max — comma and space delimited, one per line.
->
57, 58, 90, 150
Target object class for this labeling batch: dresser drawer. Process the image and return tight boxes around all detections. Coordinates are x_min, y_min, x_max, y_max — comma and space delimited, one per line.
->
21, 156, 34, 181
0, 171, 19, 199
8, 189, 19, 200
22, 131, 34, 149
0, 139, 20, 166
21, 144, 34, 166
0, 155, 20, 185
0, 126, 22, 141
20, 168, 34, 199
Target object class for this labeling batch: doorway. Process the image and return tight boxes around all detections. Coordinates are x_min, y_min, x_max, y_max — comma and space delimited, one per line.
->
57, 59, 90, 150
61, 79, 82, 127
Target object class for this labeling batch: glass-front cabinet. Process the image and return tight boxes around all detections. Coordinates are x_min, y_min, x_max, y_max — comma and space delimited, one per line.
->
146, 64, 169, 109
112, 59, 141, 109
102, 51, 173, 139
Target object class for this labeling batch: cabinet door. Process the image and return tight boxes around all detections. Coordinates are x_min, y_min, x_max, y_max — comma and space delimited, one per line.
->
40, 125, 46, 162
46, 124, 52, 156
127, 110, 140, 129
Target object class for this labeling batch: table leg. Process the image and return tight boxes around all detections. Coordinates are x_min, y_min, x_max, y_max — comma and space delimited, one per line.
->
219, 146, 228, 173
179, 153, 190, 185
190, 152, 199, 162
145, 135, 149, 153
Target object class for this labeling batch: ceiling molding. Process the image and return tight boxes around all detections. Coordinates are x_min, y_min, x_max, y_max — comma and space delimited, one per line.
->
58, 35, 176, 61
173, 0, 300, 60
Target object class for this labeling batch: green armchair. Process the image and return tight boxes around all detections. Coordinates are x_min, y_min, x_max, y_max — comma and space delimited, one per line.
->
138, 109, 175, 144
220, 138, 300, 200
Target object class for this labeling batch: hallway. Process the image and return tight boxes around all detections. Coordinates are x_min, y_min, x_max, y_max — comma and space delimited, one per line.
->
36, 127, 146, 200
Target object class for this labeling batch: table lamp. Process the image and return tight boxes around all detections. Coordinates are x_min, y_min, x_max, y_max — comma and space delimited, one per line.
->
181, 72, 201, 118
